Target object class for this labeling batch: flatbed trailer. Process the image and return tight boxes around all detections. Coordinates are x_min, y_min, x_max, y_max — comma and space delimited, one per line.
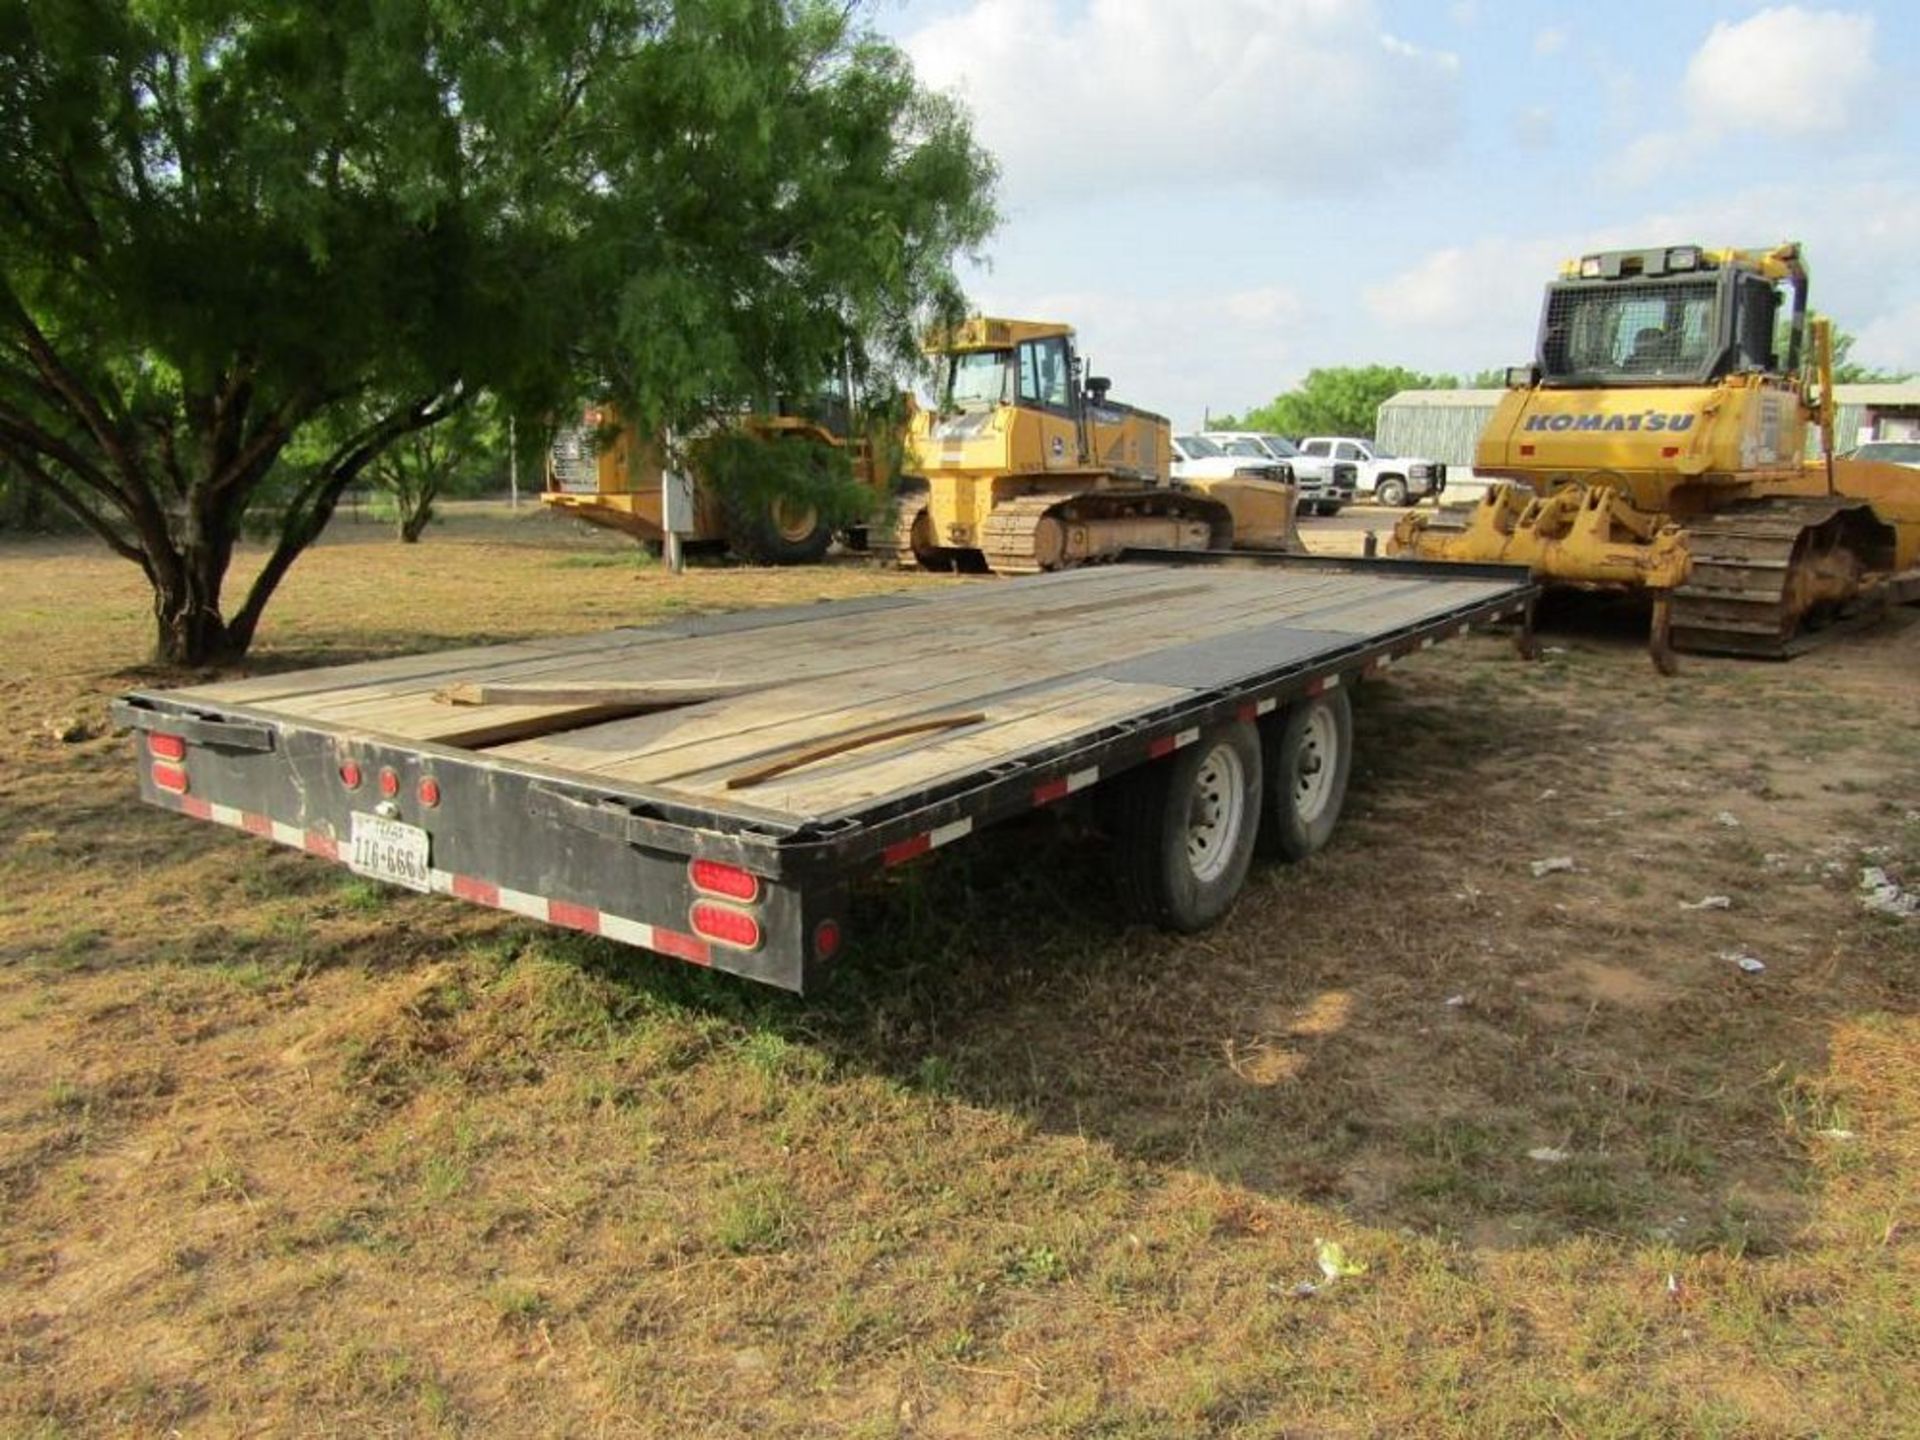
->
114, 552, 1535, 991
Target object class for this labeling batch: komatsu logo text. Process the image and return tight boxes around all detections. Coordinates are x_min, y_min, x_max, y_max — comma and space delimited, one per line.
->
1522, 412, 1696, 433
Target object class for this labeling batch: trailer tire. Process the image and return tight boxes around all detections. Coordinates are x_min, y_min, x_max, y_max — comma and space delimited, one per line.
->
1259, 689, 1352, 861
1113, 720, 1263, 932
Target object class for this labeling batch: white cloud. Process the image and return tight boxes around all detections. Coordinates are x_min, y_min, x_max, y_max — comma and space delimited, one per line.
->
964, 284, 1312, 426
1532, 25, 1567, 55
1361, 237, 1569, 348
1850, 300, 1920, 377
1615, 8, 1879, 186
1685, 6, 1876, 137
1513, 105, 1555, 149
904, 0, 1460, 209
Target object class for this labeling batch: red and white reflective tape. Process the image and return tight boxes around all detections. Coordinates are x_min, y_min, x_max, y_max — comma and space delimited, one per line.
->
168, 793, 710, 966
1032, 765, 1100, 807
1305, 674, 1341, 698
1147, 726, 1201, 760
882, 816, 974, 867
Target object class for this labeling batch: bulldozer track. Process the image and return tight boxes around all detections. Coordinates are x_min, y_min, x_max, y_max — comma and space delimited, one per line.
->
867, 492, 930, 569
1669, 497, 1897, 657
979, 491, 1231, 575
980, 495, 1073, 574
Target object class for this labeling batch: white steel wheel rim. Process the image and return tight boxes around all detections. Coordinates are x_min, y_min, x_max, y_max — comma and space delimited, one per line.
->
1185, 743, 1247, 883
1293, 705, 1337, 823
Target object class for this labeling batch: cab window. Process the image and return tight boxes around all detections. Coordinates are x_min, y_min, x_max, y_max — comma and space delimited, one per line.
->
1017, 337, 1072, 410
1335, 442, 1362, 461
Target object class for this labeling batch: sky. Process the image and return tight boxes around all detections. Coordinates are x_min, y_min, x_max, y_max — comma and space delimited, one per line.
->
867, 0, 1920, 426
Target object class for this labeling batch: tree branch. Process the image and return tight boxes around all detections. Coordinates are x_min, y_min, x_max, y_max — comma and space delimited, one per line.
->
227, 388, 469, 650
0, 397, 131, 510
0, 444, 147, 568
0, 281, 141, 503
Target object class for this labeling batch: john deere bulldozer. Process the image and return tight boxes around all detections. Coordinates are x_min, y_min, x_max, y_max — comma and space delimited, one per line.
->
882, 318, 1298, 572
1394, 243, 1919, 666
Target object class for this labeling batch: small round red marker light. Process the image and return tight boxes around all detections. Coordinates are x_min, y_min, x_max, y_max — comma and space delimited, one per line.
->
813, 918, 843, 961
378, 767, 400, 798
339, 760, 363, 790
417, 776, 441, 808
148, 733, 186, 762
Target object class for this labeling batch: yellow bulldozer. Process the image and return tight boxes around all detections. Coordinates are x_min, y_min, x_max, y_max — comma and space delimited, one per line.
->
1394, 242, 1919, 666
544, 400, 894, 565
883, 317, 1299, 572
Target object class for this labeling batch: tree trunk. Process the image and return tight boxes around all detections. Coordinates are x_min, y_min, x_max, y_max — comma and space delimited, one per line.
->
398, 487, 436, 543
152, 549, 240, 667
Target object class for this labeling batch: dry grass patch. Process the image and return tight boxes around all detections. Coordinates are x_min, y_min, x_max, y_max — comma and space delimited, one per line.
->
1, 508, 1916, 1437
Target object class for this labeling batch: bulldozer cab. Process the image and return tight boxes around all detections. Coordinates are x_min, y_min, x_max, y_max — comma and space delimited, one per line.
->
936, 319, 1080, 420
1536, 244, 1808, 391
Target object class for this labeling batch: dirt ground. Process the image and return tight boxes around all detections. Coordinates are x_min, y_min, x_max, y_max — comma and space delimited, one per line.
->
1, 504, 1916, 1438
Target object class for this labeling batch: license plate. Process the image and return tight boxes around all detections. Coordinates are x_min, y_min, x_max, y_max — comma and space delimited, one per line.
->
347, 812, 433, 893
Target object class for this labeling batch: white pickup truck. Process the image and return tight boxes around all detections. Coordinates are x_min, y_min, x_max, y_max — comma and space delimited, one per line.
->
1297, 437, 1446, 507
1170, 433, 1294, 487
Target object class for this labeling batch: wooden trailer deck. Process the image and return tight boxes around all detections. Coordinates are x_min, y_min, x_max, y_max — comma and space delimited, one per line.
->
165, 558, 1524, 830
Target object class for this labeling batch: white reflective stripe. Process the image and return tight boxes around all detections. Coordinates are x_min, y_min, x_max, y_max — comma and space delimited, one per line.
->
1420, 637, 1435, 650
1255, 697, 1278, 716
429, 869, 457, 896
270, 820, 304, 848
1323, 674, 1342, 691
210, 803, 244, 827
930, 818, 973, 849
497, 886, 548, 920
1174, 727, 1200, 748
1065, 767, 1099, 793
599, 913, 656, 948
1374, 655, 1393, 669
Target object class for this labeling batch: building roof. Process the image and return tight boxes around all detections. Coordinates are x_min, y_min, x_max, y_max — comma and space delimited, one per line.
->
1380, 389, 1506, 408
1833, 383, 1920, 406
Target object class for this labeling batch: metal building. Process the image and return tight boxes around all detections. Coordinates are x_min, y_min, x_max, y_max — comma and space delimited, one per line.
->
1374, 389, 1504, 468
1831, 382, 1920, 451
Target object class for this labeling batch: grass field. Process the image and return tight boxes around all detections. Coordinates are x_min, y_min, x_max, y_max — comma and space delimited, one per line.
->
2, 505, 1916, 1438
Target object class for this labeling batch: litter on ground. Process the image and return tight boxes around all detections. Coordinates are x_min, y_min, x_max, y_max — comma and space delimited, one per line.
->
1859, 867, 1917, 919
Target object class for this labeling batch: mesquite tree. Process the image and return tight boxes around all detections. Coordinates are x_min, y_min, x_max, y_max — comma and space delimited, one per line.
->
0, 1, 994, 664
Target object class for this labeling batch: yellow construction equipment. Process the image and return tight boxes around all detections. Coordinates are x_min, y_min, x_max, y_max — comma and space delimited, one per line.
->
1394, 242, 1919, 665
882, 317, 1299, 572
544, 402, 894, 565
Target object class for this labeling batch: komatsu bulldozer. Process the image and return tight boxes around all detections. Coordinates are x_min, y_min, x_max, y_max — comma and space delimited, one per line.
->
882, 318, 1299, 573
1393, 242, 1919, 666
